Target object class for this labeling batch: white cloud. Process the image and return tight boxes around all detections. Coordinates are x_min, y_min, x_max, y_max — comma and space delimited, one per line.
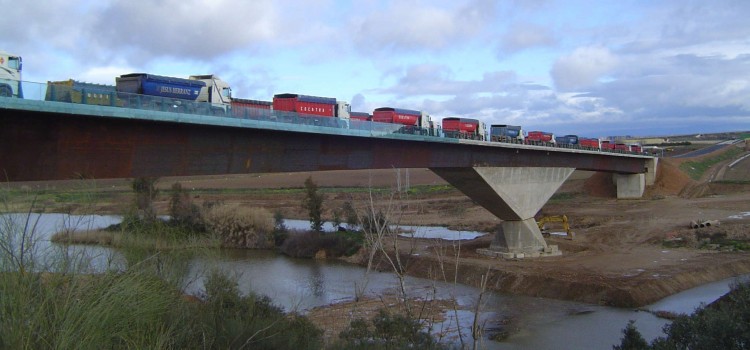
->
350, 0, 496, 53
551, 46, 619, 92
90, 0, 278, 63
498, 22, 557, 55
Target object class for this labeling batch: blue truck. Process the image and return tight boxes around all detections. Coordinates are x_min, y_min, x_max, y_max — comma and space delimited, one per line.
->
490, 124, 525, 143
115, 73, 232, 114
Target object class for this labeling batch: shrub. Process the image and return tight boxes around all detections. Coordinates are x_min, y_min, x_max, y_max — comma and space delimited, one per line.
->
280, 231, 363, 258
302, 177, 325, 232
131, 177, 159, 223
183, 269, 323, 350
203, 204, 275, 249
332, 308, 446, 349
168, 182, 204, 230
615, 280, 750, 349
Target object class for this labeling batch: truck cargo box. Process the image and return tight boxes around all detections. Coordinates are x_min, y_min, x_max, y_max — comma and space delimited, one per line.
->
579, 137, 601, 149
231, 98, 272, 118
555, 134, 579, 145
273, 93, 337, 117
372, 107, 421, 125
350, 112, 371, 121
600, 140, 616, 150
46, 79, 117, 106
490, 124, 524, 141
116, 73, 205, 100
442, 117, 479, 133
527, 131, 555, 143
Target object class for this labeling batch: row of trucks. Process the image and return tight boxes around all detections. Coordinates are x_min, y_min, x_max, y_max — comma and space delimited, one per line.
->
490, 126, 644, 153
2, 49, 644, 153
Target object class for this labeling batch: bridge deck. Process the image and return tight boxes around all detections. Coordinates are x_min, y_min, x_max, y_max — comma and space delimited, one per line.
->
1, 96, 653, 182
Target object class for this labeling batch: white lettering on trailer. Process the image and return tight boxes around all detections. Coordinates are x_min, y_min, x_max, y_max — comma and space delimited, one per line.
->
159, 86, 192, 96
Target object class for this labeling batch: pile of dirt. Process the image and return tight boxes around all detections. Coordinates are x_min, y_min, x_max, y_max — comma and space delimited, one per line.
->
647, 158, 695, 197
582, 172, 616, 197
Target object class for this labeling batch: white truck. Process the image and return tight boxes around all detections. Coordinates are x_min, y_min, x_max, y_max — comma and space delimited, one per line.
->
0, 50, 22, 98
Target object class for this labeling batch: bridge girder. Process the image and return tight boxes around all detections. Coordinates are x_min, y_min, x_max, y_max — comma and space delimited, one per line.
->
0, 110, 650, 181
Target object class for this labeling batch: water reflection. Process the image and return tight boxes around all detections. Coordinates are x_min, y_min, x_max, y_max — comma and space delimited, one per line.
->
5, 212, 748, 349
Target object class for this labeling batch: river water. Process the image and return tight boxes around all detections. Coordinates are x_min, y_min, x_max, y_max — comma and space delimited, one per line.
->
5, 212, 747, 349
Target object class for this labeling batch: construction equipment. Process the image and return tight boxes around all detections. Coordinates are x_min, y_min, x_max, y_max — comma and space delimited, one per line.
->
537, 215, 574, 240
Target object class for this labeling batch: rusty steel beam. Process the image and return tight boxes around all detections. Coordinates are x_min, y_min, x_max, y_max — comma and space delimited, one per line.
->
0, 109, 648, 182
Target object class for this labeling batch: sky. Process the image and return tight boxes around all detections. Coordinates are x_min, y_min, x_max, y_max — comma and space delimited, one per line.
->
2, 0, 749, 137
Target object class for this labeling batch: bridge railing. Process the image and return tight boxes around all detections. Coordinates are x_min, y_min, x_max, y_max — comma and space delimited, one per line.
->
5, 80, 656, 156
12, 79, 443, 141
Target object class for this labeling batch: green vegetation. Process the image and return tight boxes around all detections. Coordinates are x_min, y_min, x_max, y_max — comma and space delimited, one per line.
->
303, 176, 325, 232
549, 192, 580, 202
330, 309, 449, 350
0, 186, 324, 349
615, 280, 750, 349
679, 147, 744, 180
714, 179, 750, 185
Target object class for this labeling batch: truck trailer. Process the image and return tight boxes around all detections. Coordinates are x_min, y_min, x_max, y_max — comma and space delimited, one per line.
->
115, 73, 232, 114
490, 124, 524, 143
442, 117, 486, 140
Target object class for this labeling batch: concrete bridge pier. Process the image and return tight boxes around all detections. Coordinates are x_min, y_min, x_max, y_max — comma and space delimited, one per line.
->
430, 167, 575, 258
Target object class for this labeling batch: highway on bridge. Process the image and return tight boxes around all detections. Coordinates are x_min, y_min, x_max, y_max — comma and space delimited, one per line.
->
0, 95, 657, 258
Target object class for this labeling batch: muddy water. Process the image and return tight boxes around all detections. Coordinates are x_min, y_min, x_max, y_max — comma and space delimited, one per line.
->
12, 213, 748, 349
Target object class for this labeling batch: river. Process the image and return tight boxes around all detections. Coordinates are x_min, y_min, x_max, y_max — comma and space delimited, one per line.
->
4, 212, 747, 349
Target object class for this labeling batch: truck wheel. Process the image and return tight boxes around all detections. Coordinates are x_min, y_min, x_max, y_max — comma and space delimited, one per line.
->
0, 85, 11, 97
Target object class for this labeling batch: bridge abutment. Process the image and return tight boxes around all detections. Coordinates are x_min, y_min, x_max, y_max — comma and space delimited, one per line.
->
430, 167, 574, 258
614, 173, 646, 199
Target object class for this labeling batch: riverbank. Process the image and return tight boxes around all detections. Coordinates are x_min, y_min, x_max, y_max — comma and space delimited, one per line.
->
6, 148, 750, 310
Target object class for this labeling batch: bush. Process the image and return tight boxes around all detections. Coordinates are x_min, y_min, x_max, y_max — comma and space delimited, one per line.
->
302, 177, 325, 232
181, 269, 323, 350
615, 280, 750, 349
280, 231, 363, 258
204, 204, 275, 249
168, 182, 204, 230
332, 308, 446, 349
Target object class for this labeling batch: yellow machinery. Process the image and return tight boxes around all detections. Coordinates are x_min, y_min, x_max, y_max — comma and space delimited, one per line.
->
537, 215, 574, 240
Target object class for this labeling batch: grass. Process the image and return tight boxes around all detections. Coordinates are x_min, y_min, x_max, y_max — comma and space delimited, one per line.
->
679, 147, 744, 180
549, 192, 580, 202
0, 191, 324, 349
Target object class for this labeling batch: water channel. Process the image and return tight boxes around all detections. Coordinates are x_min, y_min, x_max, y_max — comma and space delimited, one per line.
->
7, 212, 748, 349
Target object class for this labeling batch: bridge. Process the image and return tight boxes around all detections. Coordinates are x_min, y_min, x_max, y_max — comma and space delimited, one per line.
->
0, 88, 657, 258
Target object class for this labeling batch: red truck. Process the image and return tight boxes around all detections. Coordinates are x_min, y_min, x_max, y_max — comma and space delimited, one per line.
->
442, 117, 485, 140
526, 131, 556, 145
600, 140, 616, 151
579, 137, 601, 150
231, 98, 271, 118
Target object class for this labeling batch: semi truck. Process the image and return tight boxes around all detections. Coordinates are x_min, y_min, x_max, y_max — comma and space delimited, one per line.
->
490, 124, 524, 142
526, 131, 556, 145
0, 50, 22, 98
442, 117, 486, 140
115, 73, 233, 114
372, 107, 434, 135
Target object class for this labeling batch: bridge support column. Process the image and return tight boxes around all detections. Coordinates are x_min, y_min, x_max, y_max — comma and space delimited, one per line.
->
645, 157, 659, 186
614, 173, 645, 199
430, 167, 575, 258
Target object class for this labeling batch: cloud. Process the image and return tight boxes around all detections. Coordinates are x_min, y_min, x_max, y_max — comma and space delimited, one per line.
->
498, 22, 557, 55
379, 64, 518, 97
90, 0, 278, 63
551, 46, 619, 92
350, 0, 496, 53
